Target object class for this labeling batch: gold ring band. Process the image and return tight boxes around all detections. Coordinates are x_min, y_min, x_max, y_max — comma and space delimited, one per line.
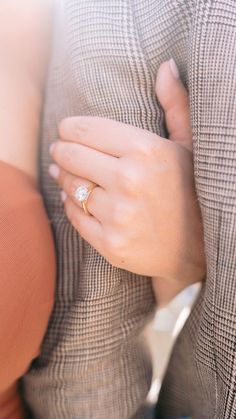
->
74, 184, 96, 216
82, 186, 96, 215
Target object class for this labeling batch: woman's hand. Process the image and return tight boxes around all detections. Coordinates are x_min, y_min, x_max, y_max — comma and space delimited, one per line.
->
49, 59, 205, 298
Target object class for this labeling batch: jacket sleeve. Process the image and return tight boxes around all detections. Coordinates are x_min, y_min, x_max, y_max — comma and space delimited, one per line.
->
157, 2, 236, 418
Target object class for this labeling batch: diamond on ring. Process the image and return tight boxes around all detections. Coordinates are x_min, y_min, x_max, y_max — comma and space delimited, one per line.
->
74, 185, 90, 203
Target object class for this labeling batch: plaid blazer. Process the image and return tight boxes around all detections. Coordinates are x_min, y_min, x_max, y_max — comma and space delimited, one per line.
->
157, 1, 236, 419
24, 1, 236, 418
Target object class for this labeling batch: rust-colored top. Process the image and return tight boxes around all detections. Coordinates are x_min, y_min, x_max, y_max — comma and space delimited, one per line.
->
0, 161, 56, 417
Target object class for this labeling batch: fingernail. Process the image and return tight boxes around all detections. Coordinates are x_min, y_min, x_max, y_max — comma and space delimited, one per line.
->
49, 143, 56, 155
169, 58, 180, 79
61, 191, 67, 202
49, 164, 60, 179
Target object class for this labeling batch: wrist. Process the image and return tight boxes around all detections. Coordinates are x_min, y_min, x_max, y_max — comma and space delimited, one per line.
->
152, 276, 186, 308
152, 262, 205, 308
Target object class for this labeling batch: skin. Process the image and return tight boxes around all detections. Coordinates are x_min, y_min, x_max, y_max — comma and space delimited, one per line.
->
49, 60, 206, 306
0, 0, 51, 181
0, 0, 53, 409
0, 2, 205, 308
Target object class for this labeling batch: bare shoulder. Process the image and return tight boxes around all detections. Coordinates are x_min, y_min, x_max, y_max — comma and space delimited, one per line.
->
0, 0, 53, 180
0, 1, 52, 34
0, 0, 52, 82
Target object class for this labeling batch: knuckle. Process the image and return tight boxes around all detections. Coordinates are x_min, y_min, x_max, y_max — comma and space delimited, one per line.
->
76, 124, 90, 143
127, 170, 143, 192
63, 147, 74, 164
136, 137, 155, 156
119, 162, 142, 192
54, 143, 74, 166
59, 117, 90, 139
135, 131, 160, 155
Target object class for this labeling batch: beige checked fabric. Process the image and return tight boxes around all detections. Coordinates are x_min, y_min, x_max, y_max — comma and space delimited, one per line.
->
157, 1, 236, 418
24, 0, 236, 418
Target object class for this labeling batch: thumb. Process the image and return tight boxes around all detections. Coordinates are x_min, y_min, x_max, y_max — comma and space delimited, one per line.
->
156, 59, 192, 151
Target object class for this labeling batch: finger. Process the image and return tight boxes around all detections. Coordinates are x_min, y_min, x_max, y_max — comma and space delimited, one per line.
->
49, 165, 109, 222
50, 140, 118, 189
64, 198, 104, 253
156, 59, 192, 151
58, 116, 162, 157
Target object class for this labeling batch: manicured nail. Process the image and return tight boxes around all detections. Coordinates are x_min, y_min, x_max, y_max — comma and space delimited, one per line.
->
49, 143, 56, 155
169, 58, 180, 79
61, 191, 67, 202
49, 164, 60, 179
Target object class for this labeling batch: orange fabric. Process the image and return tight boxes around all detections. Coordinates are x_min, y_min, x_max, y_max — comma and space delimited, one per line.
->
0, 161, 56, 417
0, 384, 25, 419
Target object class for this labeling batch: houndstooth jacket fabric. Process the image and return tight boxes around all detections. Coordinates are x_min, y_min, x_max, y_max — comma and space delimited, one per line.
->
23, 0, 236, 418
157, 1, 236, 419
